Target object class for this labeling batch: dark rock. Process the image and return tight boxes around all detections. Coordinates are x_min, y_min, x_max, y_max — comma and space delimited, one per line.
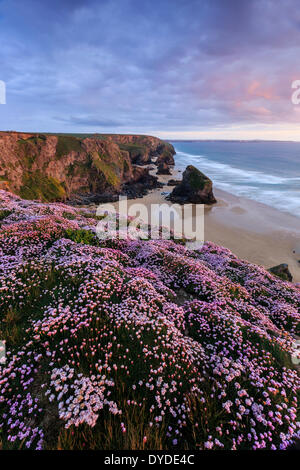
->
157, 162, 171, 175
168, 179, 180, 186
68, 166, 164, 204
268, 264, 293, 282
168, 165, 217, 205
122, 169, 163, 199
155, 148, 175, 167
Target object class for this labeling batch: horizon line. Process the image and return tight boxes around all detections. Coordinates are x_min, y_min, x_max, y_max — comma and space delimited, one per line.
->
1, 130, 300, 143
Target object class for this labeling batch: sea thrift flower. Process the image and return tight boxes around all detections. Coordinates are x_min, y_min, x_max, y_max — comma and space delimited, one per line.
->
0, 190, 299, 450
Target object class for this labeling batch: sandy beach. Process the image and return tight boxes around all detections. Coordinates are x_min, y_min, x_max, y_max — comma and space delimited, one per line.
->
103, 165, 300, 283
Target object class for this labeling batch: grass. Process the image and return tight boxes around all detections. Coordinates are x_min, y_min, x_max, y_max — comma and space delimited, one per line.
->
78, 211, 106, 221
187, 166, 210, 191
64, 228, 99, 245
240, 325, 293, 369
17, 135, 48, 169
1, 185, 298, 451
19, 171, 66, 202
119, 143, 147, 158
0, 209, 12, 220
0, 263, 84, 351
55, 135, 83, 160
89, 152, 121, 188
56, 403, 166, 450
0, 308, 23, 346
62, 211, 77, 220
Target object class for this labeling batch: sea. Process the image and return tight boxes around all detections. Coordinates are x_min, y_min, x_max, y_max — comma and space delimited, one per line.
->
170, 140, 300, 219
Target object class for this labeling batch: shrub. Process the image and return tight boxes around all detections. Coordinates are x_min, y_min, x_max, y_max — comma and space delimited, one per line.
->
19, 172, 66, 202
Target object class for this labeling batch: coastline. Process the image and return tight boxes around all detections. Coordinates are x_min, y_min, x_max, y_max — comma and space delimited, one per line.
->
103, 164, 300, 282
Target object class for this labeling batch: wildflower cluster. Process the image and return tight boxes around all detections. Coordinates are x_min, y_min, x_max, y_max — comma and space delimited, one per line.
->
0, 190, 299, 450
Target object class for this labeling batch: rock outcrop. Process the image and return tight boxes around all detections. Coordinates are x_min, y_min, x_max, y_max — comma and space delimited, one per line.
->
157, 161, 171, 175
268, 264, 293, 282
107, 135, 175, 166
0, 131, 175, 203
168, 179, 180, 186
168, 165, 217, 204
123, 167, 163, 199
155, 146, 175, 167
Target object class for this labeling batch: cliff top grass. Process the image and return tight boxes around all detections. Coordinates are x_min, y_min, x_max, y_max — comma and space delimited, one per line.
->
55, 135, 83, 159
118, 143, 148, 157
185, 165, 211, 190
19, 171, 66, 202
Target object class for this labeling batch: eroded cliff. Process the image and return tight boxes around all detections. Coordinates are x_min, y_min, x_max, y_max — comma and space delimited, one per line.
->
0, 132, 175, 203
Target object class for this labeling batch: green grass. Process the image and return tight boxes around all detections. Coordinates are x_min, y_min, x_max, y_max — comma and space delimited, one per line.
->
240, 326, 293, 369
119, 143, 147, 154
18, 135, 46, 146
55, 135, 83, 159
17, 136, 46, 169
187, 167, 210, 191
62, 211, 77, 220
0, 209, 12, 220
79, 211, 106, 221
64, 227, 99, 245
55, 403, 166, 450
0, 265, 81, 349
89, 152, 121, 188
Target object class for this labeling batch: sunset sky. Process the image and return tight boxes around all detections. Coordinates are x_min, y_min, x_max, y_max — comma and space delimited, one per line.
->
1, 0, 300, 139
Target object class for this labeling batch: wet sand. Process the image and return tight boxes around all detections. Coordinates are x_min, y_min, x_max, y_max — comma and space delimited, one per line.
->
100, 166, 300, 282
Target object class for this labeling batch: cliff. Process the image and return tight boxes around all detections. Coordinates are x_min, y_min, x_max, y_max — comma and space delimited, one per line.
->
0, 132, 175, 203
0, 190, 299, 450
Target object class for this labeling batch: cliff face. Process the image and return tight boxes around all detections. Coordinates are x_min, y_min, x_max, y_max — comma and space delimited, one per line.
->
103, 134, 175, 165
0, 132, 175, 203
105, 134, 175, 165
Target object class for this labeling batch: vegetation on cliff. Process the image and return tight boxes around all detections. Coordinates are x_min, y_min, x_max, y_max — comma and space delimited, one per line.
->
0, 132, 175, 203
0, 190, 299, 450
19, 171, 66, 202
55, 135, 83, 160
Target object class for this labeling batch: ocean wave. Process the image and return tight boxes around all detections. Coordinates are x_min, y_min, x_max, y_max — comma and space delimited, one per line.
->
174, 149, 300, 218
176, 151, 298, 185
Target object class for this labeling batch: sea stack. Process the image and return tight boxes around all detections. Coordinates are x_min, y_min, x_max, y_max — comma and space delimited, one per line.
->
168, 165, 217, 204
268, 263, 293, 282
157, 161, 172, 175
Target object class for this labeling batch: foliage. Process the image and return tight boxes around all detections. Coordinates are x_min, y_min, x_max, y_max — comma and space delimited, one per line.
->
0, 190, 299, 450
19, 172, 66, 202
55, 136, 82, 159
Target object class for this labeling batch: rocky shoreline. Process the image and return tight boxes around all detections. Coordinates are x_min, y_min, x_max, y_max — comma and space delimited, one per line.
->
0, 131, 175, 205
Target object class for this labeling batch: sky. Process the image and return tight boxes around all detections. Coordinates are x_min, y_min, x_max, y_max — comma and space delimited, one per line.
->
1, 0, 300, 140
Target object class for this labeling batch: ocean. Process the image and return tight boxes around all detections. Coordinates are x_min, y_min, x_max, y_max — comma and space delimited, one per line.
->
171, 140, 300, 219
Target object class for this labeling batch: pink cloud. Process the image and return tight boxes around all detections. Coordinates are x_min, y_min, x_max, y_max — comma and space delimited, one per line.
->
247, 80, 275, 100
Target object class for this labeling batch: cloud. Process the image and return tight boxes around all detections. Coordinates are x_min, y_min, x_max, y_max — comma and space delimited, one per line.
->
0, 0, 300, 136
55, 115, 123, 127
